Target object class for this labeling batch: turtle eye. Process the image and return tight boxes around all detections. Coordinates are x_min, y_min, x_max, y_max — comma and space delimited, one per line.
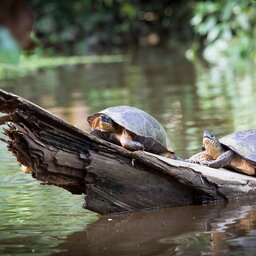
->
101, 115, 111, 123
202, 146, 206, 151
204, 130, 215, 140
209, 134, 216, 140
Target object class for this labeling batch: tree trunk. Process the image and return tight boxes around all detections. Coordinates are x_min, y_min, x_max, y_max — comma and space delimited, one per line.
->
1, 89, 256, 215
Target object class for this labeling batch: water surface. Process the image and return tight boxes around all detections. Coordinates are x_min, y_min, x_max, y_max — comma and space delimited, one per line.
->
55, 202, 256, 256
0, 47, 256, 255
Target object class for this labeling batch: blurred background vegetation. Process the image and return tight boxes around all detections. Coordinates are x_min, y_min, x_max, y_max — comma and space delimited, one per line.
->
0, 0, 255, 63
29, 0, 193, 53
191, 0, 256, 64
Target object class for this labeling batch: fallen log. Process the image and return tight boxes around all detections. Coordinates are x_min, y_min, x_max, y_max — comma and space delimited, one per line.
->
1, 89, 256, 215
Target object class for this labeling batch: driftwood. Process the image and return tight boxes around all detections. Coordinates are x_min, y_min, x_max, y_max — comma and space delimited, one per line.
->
1, 89, 256, 215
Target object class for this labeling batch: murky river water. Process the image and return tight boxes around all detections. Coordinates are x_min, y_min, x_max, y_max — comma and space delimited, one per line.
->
0, 47, 256, 255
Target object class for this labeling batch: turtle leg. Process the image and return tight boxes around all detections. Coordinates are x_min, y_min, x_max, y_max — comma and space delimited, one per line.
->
122, 140, 144, 151
203, 150, 234, 168
161, 151, 179, 160
188, 151, 214, 164
119, 130, 144, 151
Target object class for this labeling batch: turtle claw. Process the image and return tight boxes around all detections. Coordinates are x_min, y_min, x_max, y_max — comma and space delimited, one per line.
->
187, 158, 205, 165
201, 161, 211, 167
199, 160, 219, 168
196, 160, 208, 166
188, 158, 211, 166
124, 141, 144, 151
187, 159, 199, 164
188, 151, 214, 166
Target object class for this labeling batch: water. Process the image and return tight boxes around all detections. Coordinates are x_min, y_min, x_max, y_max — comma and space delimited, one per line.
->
0, 47, 256, 255
54, 202, 256, 256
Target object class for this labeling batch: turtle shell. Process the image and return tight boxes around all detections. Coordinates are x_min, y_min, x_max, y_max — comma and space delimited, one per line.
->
219, 129, 256, 164
87, 106, 173, 154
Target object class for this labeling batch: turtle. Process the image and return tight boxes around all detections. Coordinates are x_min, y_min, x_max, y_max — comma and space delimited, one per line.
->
87, 106, 177, 159
189, 130, 256, 175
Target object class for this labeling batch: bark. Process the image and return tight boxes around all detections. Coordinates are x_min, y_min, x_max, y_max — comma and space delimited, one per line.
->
1, 89, 256, 215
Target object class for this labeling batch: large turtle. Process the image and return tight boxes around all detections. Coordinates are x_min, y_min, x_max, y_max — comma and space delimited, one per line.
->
189, 130, 256, 175
87, 106, 177, 159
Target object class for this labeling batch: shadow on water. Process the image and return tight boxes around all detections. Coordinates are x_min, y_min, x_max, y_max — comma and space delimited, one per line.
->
54, 202, 256, 256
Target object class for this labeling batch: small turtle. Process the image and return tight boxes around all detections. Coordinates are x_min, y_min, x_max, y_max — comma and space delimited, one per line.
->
189, 130, 256, 175
87, 106, 177, 159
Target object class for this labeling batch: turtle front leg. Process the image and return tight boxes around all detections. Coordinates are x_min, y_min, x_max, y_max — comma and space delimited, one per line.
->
203, 150, 234, 168
188, 151, 214, 164
119, 130, 144, 151
123, 140, 144, 151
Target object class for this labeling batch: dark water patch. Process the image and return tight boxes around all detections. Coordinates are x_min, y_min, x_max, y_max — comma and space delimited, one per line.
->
53, 202, 256, 256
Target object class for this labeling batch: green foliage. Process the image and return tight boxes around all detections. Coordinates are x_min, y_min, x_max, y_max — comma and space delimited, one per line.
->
191, 0, 256, 62
0, 53, 127, 80
28, 0, 192, 53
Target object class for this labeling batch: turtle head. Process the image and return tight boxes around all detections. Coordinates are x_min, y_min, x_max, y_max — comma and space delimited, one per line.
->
202, 130, 223, 159
99, 114, 119, 132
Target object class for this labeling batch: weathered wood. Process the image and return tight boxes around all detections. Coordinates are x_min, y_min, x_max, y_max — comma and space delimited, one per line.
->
1, 89, 256, 214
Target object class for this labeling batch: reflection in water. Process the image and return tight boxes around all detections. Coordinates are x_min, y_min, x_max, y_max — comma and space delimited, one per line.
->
1, 48, 255, 158
0, 47, 256, 255
54, 202, 256, 256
